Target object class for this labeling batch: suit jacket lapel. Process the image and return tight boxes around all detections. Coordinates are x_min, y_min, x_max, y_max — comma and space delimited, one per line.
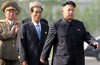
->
28, 20, 40, 41
41, 23, 46, 41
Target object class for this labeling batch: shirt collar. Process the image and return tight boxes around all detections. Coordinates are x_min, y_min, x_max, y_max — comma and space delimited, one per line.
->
31, 18, 41, 31
32, 20, 41, 26
7, 20, 14, 25
62, 17, 73, 26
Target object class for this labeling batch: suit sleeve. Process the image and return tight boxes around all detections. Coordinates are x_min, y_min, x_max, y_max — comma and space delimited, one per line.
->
18, 24, 27, 62
82, 22, 96, 44
0, 23, 12, 40
40, 23, 57, 61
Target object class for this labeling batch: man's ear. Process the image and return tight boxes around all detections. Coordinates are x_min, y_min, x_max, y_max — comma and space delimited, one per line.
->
62, 7, 64, 13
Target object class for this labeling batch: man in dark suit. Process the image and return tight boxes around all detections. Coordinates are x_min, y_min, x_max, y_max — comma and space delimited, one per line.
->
0, 1, 20, 65
40, 1, 99, 65
18, 1, 49, 65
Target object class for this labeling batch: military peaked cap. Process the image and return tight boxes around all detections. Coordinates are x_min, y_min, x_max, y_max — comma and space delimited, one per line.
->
1, 1, 20, 14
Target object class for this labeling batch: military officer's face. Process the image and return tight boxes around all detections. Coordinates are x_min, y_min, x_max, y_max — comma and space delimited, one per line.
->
30, 7, 42, 23
62, 4, 75, 21
4, 9, 18, 21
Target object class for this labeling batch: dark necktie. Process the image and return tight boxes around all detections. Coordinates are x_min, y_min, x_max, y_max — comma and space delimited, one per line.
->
10, 22, 14, 30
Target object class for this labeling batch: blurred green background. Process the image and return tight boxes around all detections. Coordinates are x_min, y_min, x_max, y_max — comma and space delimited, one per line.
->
0, 0, 100, 37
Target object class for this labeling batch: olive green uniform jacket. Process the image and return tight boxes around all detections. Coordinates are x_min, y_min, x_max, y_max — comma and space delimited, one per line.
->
0, 19, 19, 60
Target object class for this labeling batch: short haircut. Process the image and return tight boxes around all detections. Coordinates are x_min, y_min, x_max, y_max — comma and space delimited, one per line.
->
62, 1, 76, 8
29, 1, 43, 12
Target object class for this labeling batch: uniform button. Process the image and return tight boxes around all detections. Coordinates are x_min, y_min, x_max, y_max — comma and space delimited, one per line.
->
13, 40, 15, 42
13, 45, 15, 47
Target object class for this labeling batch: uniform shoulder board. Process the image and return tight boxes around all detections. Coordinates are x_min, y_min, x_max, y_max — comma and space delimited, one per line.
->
0, 20, 6, 23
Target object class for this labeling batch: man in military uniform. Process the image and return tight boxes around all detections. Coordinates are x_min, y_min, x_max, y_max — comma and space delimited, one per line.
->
0, 1, 20, 65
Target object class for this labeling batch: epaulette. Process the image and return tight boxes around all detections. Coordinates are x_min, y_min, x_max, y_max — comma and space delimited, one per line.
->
0, 20, 6, 23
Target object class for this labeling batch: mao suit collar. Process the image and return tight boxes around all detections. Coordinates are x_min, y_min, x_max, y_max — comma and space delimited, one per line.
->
62, 17, 70, 26
5, 19, 18, 25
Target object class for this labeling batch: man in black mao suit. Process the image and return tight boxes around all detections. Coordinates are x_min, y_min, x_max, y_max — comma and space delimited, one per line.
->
18, 1, 49, 65
40, 1, 99, 65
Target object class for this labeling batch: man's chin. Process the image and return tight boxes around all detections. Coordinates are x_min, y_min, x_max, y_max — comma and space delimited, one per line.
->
65, 17, 74, 20
35, 19, 40, 23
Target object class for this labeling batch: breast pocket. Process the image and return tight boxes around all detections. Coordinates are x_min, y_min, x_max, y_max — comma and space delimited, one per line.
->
77, 30, 84, 39
58, 32, 68, 37
58, 33, 68, 42
77, 30, 84, 35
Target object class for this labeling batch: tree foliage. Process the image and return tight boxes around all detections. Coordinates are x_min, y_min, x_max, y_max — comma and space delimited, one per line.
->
0, 0, 100, 36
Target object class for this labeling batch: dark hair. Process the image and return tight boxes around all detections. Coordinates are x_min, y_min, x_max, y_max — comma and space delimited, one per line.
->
31, 6, 43, 12
62, 1, 76, 8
